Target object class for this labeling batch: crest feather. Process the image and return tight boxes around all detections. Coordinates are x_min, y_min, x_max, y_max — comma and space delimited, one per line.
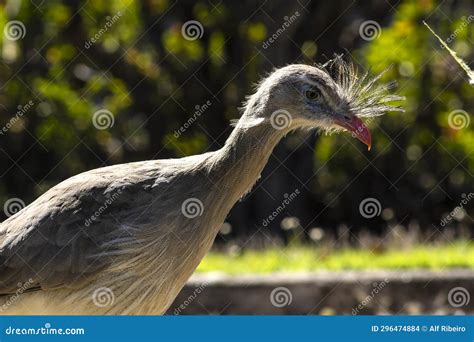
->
319, 55, 405, 117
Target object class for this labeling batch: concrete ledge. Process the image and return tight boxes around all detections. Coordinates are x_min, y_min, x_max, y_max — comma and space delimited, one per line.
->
169, 270, 474, 315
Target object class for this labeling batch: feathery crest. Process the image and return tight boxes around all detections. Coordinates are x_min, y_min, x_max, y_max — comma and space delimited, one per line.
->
320, 55, 405, 117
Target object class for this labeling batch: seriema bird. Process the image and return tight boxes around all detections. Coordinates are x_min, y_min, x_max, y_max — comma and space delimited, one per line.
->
0, 58, 404, 315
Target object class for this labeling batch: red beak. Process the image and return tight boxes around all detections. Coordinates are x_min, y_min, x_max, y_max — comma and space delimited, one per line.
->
335, 116, 372, 151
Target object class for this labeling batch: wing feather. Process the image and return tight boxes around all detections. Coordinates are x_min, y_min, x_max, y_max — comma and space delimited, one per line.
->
0, 160, 169, 294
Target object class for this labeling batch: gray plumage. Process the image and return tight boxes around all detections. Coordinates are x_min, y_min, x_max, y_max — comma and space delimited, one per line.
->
0, 59, 403, 314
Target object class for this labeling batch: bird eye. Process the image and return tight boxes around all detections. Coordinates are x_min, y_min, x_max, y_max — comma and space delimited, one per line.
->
305, 88, 321, 101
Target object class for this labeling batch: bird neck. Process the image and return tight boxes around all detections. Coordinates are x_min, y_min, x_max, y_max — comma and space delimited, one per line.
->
207, 117, 288, 207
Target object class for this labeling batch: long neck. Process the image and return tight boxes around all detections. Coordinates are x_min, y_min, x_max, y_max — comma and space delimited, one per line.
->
206, 118, 288, 210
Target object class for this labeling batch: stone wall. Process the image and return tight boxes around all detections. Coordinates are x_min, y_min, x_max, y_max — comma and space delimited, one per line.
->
168, 270, 474, 315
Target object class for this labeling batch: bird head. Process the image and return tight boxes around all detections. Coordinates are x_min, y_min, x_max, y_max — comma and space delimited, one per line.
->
243, 56, 405, 150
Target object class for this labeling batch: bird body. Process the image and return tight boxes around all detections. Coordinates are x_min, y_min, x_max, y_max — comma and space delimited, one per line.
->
0, 61, 403, 314
0, 124, 283, 314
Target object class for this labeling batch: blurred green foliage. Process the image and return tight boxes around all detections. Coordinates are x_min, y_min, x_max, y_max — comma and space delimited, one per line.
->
198, 241, 474, 273
0, 0, 472, 240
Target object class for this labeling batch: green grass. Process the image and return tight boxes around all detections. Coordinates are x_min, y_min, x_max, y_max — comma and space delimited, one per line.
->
196, 241, 474, 274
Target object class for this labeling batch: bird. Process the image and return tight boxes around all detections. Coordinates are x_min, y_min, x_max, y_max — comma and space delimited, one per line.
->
0, 57, 404, 315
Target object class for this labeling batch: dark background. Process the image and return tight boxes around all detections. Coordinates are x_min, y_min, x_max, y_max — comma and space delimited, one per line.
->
0, 0, 472, 246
